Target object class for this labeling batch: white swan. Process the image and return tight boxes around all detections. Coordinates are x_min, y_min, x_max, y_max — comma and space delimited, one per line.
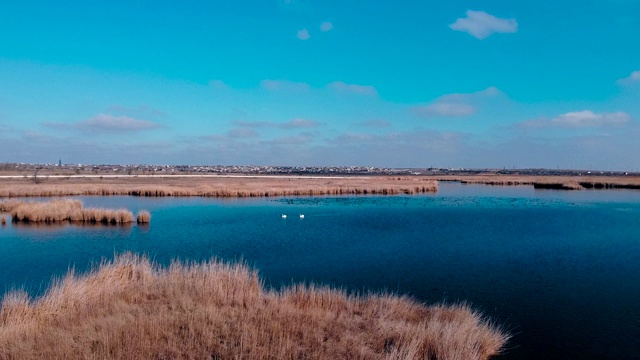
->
299, 214, 305, 219
282, 214, 287, 219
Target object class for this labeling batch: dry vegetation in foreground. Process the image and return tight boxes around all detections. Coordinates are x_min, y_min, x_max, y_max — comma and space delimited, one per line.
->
431, 174, 640, 190
0, 253, 508, 360
3, 199, 144, 224
0, 176, 438, 198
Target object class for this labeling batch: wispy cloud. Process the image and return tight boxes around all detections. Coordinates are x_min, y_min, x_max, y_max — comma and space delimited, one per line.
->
355, 119, 392, 128
320, 21, 334, 32
49, 114, 163, 133
260, 79, 310, 92
266, 135, 314, 145
414, 103, 476, 117
520, 110, 631, 128
449, 10, 518, 39
297, 28, 310, 40
617, 70, 640, 85
208, 80, 229, 90
328, 81, 378, 96
234, 118, 319, 129
227, 127, 259, 138
106, 104, 166, 118
412, 87, 500, 118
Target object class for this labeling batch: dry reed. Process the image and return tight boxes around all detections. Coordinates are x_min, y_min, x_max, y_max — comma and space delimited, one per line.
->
433, 174, 640, 190
0, 199, 23, 212
0, 253, 508, 360
0, 176, 439, 198
9, 199, 134, 224
136, 210, 151, 224
0, 216, 5, 225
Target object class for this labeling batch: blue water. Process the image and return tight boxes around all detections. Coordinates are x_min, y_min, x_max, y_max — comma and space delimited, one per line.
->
1, 183, 640, 359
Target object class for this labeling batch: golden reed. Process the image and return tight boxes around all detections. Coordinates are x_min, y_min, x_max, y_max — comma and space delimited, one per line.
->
0, 253, 508, 360
0, 177, 439, 198
5, 199, 136, 224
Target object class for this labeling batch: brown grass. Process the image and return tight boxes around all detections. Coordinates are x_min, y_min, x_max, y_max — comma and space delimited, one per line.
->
136, 210, 151, 224
9, 199, 134, 224
0, 199, 23, 212
0, 253, 508, 360
0, 176, 438, 198
0, 216, 5, 225
431, 174, 640, 190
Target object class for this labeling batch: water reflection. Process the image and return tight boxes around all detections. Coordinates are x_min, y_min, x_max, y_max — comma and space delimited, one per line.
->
11, 221, 134, 230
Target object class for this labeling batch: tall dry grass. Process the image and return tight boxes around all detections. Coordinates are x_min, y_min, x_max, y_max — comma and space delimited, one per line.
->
136, 210, 151, 224
0, 253, 508, 360
9, 199, 134, 224
0, 199, 23, 212
433, 174, 640, 190
0, 176, 439, 198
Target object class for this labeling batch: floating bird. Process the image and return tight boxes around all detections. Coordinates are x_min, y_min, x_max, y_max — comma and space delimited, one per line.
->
282, 214, 287, 219
299, 214, 305, 219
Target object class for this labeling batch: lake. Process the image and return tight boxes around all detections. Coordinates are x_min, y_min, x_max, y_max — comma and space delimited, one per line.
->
1, 182, 639, 359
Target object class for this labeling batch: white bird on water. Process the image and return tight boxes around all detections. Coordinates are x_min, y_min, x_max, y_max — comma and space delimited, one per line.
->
281, 214, 287, 219
299, 214, 305, 219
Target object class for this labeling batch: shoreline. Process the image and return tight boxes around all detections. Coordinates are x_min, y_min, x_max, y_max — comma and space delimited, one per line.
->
0, 176, 438, 198
431, 174, 640, 190
1, 174, 640, 199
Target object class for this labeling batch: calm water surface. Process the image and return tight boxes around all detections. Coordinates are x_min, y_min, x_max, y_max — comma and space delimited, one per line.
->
1, 183, 640, 359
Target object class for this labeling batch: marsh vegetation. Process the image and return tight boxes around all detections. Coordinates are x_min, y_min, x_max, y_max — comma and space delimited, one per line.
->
0, 253, 508, 360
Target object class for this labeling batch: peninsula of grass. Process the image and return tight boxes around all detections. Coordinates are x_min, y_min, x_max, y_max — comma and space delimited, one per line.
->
0, 253, 508, 359
0, 176, 438, 198
5, 199, 137, 224
433, 174, 640, 190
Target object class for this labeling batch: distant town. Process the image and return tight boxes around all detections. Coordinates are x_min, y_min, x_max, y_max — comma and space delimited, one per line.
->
0, 162, 637, 178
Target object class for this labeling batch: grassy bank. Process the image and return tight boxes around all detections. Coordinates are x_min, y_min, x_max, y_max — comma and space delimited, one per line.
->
0, 253, 508, 360
3, 199, 144, 224
433, 175, 640, 190
0, 176, 438, 198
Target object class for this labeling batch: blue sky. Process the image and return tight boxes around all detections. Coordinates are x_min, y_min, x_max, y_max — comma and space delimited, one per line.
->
1, 0, 639, 169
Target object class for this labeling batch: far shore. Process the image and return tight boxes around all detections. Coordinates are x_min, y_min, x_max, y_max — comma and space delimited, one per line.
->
0, 173, 639, 199
0, 175, 438, 198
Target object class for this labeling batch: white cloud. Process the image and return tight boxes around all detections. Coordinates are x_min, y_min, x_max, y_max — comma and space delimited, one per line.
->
260, 79, 310, 92
77, 114, 162, 132
521, 110, 631, 128
297, 28, 310, 40
227, 127, 259, 138
283, 118, 318, 129
328, 81, 378, 96
106, 104, 166, 117
355, 119, 392, 128
208, 80, 229, 90
234, 118, 319, 129
449, 10, 518, 39
617, 70, 640, 85
320, 21, 334, 32
412, 87, 501, 117
414, 103, 477, 117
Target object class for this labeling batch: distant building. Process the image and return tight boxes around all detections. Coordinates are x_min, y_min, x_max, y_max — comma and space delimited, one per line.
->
58, 159, 62, 167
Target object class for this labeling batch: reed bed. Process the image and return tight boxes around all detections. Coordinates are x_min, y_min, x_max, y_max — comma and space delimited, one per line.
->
434, 174, 640, 191
0, 199, 23, 212
136, 210, 151, 224
0, 216, 5, 225
0, 176, 438, 198
0, 253, 508, 360
9, 199, 134, 224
